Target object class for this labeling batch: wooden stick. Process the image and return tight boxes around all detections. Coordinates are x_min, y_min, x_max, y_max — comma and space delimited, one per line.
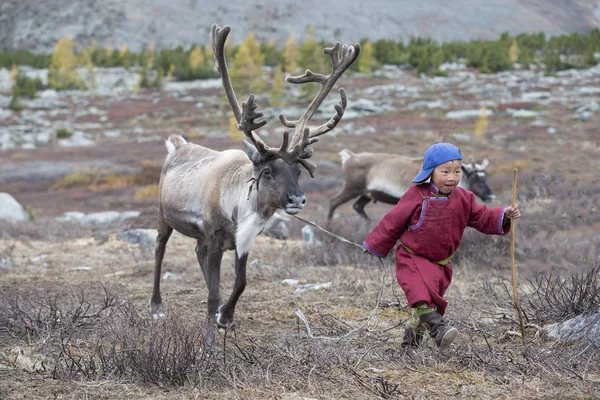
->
511, 168, 525, 343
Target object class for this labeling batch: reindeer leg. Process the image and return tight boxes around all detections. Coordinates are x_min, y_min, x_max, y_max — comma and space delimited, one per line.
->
216, 251, 248, 329
205, 239, 224, 333
195, 241, 208, 283
150, 214, 173, 319
328, 188, 360, 220
353, 195, 372, 220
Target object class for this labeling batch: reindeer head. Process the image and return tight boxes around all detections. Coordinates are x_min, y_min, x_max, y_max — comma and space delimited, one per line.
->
211, 24, 360, 215
461, 158, 495, 202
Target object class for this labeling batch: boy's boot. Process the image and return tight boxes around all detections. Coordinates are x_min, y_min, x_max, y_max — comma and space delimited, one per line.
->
419, 311, 458, 350
401, 328, 424, 349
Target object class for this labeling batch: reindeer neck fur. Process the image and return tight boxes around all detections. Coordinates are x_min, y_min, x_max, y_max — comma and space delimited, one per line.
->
220, 158, 276, 256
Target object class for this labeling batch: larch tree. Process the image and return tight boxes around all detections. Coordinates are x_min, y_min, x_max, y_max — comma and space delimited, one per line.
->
283, 33, 297, 73
119, 44, 130, 67
80, 40, 96, 89
358, 41, 378, 73
189, 45, 204, 70
509, 40, 520, 64
297, 25, 327, 99
244, 33, 265, 71
231, 40, 265, 94
48, 37, 84, 90
270, 63, 285, 106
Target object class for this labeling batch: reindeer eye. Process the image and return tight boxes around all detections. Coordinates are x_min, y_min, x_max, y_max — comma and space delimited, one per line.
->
262, 170, 273, 180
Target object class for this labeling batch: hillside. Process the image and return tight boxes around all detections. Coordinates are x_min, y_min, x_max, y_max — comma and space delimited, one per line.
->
1, 0, 600, 52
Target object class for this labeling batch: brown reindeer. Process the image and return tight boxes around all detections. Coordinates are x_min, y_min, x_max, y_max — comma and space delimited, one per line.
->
150, 24, 360, 340
328, 150, 495, 220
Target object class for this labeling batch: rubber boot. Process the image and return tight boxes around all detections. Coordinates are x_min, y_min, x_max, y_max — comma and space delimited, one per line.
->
419, 311, 458, 350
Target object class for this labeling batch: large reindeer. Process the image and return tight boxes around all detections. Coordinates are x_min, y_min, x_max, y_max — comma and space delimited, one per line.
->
328, 149, 495, 220
150, 24, 360, 338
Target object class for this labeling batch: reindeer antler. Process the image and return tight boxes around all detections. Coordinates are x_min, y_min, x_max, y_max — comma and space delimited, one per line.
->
282, 42, 360, 147
211, 24, 359, 177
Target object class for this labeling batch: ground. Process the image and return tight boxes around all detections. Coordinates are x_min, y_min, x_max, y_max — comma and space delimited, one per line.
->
0, 66, 599, 399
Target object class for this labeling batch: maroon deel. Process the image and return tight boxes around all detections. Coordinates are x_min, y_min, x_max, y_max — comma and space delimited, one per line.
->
363, 183, 509, 315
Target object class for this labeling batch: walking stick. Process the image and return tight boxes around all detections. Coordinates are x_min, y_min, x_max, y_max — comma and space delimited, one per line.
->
511, 169, 525, 343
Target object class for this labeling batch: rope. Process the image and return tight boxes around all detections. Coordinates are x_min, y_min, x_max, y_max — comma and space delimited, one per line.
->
291, 215, 388, 341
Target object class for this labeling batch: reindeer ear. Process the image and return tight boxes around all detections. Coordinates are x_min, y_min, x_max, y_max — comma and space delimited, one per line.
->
480, 158, 489, 169
462, 163, 473, 173
243, 140, 262, 164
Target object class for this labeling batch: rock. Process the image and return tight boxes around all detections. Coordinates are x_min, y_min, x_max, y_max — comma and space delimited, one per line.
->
301, 225, 314, 245
55, 210, 140, 227
262, 212, 290, 240
68, 266, 92, 271
294, 282, 333, 293
544, 309, 600, 344
497, 101, 537, 112
506, 109, 541, 118
162, 272, 180, 280
282, 279, 300, 286
116, 229, 158, 249
0, 193, 30, 221
0, 258, 13, 269
446, 109, 493, 119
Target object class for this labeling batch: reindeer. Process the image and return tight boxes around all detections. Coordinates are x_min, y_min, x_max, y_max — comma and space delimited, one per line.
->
328, 149, 495, 220
150, 24, 360, 340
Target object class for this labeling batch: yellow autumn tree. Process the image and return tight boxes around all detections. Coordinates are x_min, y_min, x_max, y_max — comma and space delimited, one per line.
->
244, 33, 265, 71
358, 41, 378, 73
509, 40, 520, 64
146, 42, 155, 69
271, 64, 285, 106
475, 105, 488, 139
80, 41, 96, 89
189, 46, 204, 69
283, 33, 297, 73
9, 64, 18, 85
229, 115, 243, 141
231, 40, 265, 94
119, 44, 130, 67
167, 63, 175, 79
297, 26, 327, 99
48, 37, 84, 90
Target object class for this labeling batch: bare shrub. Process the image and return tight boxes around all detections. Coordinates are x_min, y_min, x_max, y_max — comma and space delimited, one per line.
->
52, 303, 212, 385
0, 282, 117, 342
484, 261, 600, 325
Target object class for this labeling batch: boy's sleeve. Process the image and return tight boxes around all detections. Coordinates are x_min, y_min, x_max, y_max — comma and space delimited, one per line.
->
363, 187, 421, 257
467, 192, 511, 235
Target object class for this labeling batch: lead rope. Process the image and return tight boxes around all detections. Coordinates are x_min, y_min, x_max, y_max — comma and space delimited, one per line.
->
291, 215, 387, 341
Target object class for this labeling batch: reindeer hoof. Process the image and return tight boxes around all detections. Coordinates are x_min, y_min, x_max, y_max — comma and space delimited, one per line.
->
215, 306, 234, 330
149, 299, 166, 319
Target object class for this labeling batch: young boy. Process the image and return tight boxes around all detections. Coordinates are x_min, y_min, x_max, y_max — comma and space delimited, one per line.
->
362, 143, 521, 350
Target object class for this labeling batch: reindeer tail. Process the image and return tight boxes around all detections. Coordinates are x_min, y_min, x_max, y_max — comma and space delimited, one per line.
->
165, 134, 187, 154
338, 149, 355, 166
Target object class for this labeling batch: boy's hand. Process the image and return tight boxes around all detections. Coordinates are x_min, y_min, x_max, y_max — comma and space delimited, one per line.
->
504, 204, 521, 222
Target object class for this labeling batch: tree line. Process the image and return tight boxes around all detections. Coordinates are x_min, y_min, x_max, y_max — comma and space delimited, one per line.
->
5, 27, 600, 109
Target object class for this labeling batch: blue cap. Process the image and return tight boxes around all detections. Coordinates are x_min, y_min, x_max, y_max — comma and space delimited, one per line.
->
412, 143, 462, 183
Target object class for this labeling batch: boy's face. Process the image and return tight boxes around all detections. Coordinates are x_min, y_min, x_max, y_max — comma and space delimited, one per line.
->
431, 160, 462, 194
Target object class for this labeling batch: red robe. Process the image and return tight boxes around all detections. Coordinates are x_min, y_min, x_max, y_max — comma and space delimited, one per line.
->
363, 183, 510, 315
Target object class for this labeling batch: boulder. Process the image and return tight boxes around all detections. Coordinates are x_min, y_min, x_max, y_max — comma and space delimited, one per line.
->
545, 309, 600, 344
0, 193, 29, 221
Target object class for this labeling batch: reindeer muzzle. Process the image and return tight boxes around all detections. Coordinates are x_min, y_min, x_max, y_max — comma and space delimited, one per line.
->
284, 194, 307, 215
